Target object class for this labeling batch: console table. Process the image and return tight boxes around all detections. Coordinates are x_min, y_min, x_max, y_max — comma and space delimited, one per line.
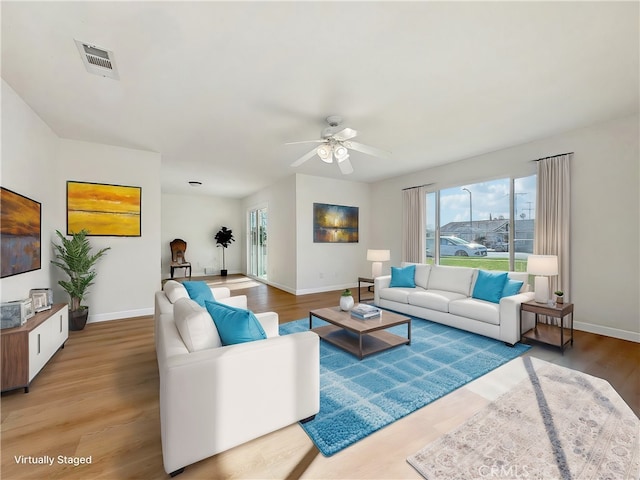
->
520, 300, 574, 354
1, 303, 68, 393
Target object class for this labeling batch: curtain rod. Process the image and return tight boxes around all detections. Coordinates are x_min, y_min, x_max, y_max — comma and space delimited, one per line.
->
532, 152, 574, 162
402, 183, 435, 191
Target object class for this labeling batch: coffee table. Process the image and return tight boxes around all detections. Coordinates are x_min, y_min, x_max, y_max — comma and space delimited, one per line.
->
309, 307, 411, 359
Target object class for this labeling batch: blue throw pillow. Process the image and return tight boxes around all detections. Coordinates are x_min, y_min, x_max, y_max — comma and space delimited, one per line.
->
183, 281, 215, 307
204, 300, 267, 346
389, 265, 416, 288
472, 270, 508, 304
502, 279, 524, 298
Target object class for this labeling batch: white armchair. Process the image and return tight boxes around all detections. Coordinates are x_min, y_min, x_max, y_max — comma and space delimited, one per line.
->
154, 281, 320, 476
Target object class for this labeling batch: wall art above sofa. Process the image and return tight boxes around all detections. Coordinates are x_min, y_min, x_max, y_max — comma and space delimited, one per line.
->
313, 202, 358, 243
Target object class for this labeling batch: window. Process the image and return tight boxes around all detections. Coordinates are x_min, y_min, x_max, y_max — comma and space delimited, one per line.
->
425, 174, 536, 271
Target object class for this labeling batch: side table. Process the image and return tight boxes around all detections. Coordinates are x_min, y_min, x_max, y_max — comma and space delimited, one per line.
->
520, 300, 574, 354
357, 277, 375, 303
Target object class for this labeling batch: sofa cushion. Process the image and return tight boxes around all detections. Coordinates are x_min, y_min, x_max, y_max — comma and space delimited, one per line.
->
502, 279, 525, 297
414, 264, 431, 289
389, 265, 416, 288
449, 298, 500, 325
174, 298, 222, 352
408, 290, 467, 313
379, 287, 422, 304
472, 270, 508, 304
205, 300, 267, 346
183, 281, 215, 307
427, 265, 476, 296
163, 280, 189, 304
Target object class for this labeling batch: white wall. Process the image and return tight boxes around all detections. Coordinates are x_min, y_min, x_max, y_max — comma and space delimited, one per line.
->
55, 139, 162, 322
295, 174, 373, 294
161, 193, 242, 277
241, 174, 297, 293
1, 80, 59, 302
371, 115, 640, 341
1, 81, 162, 322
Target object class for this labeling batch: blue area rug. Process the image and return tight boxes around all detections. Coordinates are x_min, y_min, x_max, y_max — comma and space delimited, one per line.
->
280, 316, 530, 456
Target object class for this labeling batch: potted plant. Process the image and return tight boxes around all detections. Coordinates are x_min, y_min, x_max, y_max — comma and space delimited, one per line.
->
214, 226, 235, 276
51, 229, 110, 331
554, 290, 564, 304
340, 289, 354, 311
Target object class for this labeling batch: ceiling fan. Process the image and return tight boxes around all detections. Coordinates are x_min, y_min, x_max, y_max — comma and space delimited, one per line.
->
286, 116, 390, 175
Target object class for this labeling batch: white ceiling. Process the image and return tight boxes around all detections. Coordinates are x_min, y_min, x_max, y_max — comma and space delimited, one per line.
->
2, 1, 638, 198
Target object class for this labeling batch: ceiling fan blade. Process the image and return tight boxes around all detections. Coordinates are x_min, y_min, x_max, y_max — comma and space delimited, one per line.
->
285, 140, 324, 145
344, 141, 391, 158
290, 147, 318, 167
333, 127, 358, 141
337, 157, 354, 175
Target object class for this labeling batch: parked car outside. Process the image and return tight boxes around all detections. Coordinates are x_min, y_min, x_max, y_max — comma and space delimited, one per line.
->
494, 241, 509, 252
427, 236, 488, 257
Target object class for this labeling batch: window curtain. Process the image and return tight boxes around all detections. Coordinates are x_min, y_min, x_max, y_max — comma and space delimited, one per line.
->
535, 154, 571, 300
402, 186, 426, 263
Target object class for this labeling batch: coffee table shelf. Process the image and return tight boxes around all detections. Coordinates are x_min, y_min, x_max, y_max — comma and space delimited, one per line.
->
309, 307, 411, 360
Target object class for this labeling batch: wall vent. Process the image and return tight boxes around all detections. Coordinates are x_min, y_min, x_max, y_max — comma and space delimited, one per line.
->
74, 40, 119, 80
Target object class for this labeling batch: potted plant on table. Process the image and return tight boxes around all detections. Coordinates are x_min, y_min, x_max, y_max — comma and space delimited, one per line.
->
554, 290, 564, 304
214, 226, 235, 276
51, 229, 110, 331
340, 289, 354, 311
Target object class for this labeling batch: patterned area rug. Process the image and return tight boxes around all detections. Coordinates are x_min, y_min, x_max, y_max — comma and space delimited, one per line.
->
408, 358, 640, 479
280, 317, 530, 456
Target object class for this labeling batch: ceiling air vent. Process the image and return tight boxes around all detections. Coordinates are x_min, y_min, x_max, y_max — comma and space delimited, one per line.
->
74, 40, 119, 80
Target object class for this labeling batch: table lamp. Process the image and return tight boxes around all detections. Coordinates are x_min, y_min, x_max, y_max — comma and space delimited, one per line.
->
527, 255, 558, 304
367, 249, 390, 278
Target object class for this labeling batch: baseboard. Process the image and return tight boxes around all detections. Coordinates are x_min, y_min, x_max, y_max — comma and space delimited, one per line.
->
295, 282, 358, 296
574, 321, 639, 343
88, 307, 154, 323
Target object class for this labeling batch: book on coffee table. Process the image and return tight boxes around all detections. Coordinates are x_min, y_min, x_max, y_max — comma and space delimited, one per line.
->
350, 304, 381, 319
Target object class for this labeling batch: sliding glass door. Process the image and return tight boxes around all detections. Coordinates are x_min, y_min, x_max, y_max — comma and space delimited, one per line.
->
248, 206, 267, 280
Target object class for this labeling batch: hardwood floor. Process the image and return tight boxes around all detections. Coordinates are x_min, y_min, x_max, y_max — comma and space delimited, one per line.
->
2, 275, 638, 479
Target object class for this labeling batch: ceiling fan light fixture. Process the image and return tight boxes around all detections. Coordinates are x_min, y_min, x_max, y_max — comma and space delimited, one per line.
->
334, 145, 349, 161
317, 145, 332, 162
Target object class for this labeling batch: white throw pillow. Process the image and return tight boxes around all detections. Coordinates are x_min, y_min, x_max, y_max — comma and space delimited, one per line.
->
164, 280, 189, 304
174, 298, 222, 352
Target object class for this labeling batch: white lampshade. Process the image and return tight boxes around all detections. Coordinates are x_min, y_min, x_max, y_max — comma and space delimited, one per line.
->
367, 249, 390, 278
527, 255, 558, 303
367, 249, 391, 262
527, 255, 558, 276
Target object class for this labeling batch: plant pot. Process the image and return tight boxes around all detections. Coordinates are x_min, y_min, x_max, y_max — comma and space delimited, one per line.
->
69, 308, 89, 331
340, 295, 354, 311
221, 269, 228, 277
556, 296, 564, 304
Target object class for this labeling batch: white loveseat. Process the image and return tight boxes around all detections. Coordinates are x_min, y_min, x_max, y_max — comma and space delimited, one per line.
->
374, 263, 535, 345
154, 281, 320, 476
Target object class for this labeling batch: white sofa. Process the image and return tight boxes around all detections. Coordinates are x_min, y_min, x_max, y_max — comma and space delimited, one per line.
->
154, 281, 320, 476
374, 263, 535, 345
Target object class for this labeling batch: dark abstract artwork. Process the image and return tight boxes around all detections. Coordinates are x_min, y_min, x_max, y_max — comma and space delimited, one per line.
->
313, 203, 359, 243
1, 187, 41, 278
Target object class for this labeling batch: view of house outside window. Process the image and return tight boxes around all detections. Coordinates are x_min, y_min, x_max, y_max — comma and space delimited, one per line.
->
425, 175, 536, 272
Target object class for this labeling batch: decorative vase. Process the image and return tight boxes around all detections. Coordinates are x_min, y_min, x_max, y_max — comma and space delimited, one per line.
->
340, 295, 354, 311
556, 296, 564, 304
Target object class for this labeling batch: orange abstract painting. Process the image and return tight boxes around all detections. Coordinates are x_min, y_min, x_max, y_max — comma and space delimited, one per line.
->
1, 187, 41, 277
67, 181, 141, 236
